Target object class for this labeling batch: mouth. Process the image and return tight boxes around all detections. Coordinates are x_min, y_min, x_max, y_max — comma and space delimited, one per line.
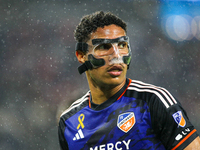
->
107, 65, 123, 76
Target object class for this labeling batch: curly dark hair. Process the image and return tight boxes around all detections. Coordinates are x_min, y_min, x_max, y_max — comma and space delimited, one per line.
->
74, 11, 127, 42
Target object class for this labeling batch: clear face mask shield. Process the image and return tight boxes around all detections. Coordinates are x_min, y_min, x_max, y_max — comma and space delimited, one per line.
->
75, 36, 131, 74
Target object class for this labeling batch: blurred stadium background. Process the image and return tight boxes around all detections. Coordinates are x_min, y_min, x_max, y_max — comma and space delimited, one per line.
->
0, 0, 200, 149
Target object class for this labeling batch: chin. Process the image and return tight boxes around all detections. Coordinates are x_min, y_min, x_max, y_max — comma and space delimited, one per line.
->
105, 76, 126, 85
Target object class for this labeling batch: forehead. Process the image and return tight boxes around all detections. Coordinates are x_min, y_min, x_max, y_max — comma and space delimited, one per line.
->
90, 24, 126, 41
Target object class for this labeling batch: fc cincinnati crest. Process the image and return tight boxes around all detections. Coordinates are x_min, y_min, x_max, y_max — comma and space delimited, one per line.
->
172, 111, 186, 127
117, 112, 136, 133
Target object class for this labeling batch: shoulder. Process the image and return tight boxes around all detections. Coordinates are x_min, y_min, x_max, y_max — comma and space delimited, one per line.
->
126, 79, 177, 109
60, 91, 90, 120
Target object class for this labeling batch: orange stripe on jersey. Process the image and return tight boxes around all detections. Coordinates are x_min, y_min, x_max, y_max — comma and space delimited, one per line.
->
117, 78, 132, 100
88, 94, 91, 108
172, 129, 197, 150
88, 79, 131, 108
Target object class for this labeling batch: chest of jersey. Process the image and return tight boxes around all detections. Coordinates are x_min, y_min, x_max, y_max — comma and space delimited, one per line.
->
64, 97, 165, 150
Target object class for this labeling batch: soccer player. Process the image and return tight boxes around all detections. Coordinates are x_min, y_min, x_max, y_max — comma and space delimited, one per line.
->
58, 11, 200, 150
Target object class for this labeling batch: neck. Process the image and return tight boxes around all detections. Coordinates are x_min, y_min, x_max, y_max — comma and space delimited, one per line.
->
87, 77, 126, 105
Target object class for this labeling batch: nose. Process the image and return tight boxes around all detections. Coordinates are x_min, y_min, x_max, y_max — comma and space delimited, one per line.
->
110, 45, 121, 58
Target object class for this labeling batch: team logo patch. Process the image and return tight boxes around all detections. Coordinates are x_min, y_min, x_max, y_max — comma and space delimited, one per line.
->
172, 111, 186, 127
117, 112, 136, 133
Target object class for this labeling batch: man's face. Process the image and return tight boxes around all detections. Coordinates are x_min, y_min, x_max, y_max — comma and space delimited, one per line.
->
85, 24, 128, 88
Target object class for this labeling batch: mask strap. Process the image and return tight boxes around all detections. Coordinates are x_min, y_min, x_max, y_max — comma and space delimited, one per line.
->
77, 55, 105, 74
75, 42, 88, 52
78, 61, 93, 74
75, 42, 91, 74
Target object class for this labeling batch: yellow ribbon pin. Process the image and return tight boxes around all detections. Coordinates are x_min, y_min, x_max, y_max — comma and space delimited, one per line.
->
77, 114, 85, 129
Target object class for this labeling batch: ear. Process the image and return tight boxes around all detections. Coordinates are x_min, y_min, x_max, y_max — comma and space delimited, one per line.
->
75, 50, 86, 64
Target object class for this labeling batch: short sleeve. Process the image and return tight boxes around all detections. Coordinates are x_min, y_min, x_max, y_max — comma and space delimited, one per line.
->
149, 94, 199, 150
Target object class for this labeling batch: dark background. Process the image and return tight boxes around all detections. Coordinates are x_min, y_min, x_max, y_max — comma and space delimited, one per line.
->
0, 0, 200, 149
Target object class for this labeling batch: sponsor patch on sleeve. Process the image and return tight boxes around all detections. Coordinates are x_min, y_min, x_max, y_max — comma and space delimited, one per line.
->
172, 111, 186, 127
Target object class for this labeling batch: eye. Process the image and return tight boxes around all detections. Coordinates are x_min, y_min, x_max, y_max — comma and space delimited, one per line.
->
97, 44, 112, 50
118, 42, 127, 49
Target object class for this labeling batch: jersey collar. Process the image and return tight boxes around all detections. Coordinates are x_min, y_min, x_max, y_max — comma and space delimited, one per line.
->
89, 78, 131, 110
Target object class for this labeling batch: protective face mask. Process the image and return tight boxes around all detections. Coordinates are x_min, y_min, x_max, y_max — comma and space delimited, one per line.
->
75, 36, 132, 74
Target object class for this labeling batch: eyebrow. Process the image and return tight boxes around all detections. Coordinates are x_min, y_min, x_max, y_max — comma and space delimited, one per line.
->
92, 36, 129, 45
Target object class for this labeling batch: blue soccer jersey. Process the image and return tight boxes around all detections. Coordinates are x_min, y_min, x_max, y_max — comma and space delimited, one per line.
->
58, 78, 199, 150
